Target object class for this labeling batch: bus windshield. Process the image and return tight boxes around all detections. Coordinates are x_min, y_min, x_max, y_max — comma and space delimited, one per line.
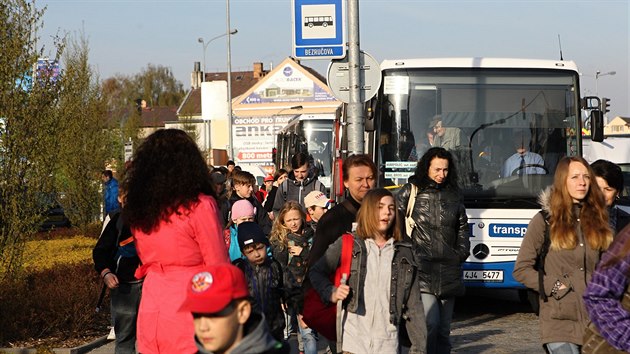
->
378, 68, 581, 204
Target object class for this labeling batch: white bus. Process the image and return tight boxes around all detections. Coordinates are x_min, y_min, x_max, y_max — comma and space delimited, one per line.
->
370, 57, 604, 291
274, 112, 339, 194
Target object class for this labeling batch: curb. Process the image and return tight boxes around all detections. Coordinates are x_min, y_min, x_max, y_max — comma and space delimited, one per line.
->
0, 336, 110, 354
56, 336, 110, 354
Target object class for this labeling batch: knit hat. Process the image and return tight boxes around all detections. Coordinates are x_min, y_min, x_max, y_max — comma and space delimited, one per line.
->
231, 200, 255, 221
179, 263, 249, 314
237, 221, 269, 250
304, 191, 330, 209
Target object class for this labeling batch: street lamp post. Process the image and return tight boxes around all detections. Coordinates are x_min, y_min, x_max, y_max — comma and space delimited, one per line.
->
595, 70, 616, 97
197, 29, 237, 159
197, 29, 238, 82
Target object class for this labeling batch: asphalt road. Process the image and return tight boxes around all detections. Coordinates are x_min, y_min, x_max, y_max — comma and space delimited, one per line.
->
88, 288, 540, 353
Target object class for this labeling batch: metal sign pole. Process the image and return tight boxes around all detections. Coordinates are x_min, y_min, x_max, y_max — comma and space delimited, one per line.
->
346, 0, 363, 155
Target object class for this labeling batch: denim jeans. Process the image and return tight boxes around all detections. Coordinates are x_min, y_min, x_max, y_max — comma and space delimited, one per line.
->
298, 325, 318, 354
421, 293, 455, 354
111, 281, 142, 354
546, 342, 581, 354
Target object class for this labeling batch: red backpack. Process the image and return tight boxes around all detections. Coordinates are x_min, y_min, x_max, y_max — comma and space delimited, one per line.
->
302, 233, 354, 342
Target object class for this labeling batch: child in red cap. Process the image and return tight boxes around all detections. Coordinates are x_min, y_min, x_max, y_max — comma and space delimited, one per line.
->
181, 263, 289, 354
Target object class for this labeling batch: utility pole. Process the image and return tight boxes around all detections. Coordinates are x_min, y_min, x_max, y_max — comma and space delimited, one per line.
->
346, 0, 363, 156
226, 0, 234, 159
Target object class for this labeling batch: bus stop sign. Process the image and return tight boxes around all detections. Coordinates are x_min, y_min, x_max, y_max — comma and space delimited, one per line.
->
326, 50, 381, 103
292, 0, 346, 60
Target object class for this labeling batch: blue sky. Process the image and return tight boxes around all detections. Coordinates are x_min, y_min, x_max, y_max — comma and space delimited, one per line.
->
38, 0, 628, 117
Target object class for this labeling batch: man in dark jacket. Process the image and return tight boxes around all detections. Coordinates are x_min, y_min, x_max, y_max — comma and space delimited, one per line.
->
221, 170, 273, 235
180, 264, 289, 354
272, 152, 326, 216
396, 147, 470, 354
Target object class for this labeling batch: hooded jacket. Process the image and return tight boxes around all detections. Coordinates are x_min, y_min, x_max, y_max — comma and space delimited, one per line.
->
513, 187, 602, 346
271, 169, 325, 215
194, 312, 290, 354
396, 175, 470, 298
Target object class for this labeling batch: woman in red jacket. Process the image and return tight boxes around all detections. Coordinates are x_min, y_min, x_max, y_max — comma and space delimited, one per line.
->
124, 129, 229, 353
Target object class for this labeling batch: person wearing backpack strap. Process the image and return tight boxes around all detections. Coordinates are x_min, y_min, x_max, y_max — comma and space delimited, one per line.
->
310, 188, 426, 354
514, 156, 613, 353
271, 152, 326, 217
93, 183, 143, 354
395, 147, 470, 354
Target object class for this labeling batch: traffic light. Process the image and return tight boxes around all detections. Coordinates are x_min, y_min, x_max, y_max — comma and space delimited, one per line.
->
601, 98, 611, 114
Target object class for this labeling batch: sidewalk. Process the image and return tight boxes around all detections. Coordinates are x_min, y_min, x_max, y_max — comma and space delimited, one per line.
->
85, 334, 332, 353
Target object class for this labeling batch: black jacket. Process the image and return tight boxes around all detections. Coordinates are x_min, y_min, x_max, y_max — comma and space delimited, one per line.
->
396, 176, 470, 298
611, 206, 630, 235
271, 227, 313, 312
233, 257, 285, 342
308, 195, 360, 268
92, 211, 141, 283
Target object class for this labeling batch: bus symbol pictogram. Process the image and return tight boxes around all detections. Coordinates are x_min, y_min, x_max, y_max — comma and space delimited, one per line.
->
304, 16, 333, 28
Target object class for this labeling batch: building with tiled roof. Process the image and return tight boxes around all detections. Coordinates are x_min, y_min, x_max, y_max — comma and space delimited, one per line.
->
175, 58, 340, 171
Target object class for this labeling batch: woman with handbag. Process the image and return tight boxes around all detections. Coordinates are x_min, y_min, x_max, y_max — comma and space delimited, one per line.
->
583, 224, 630, 353
309, 188, 426, 354
513, 156, 613, 353
395, 147, 470, 354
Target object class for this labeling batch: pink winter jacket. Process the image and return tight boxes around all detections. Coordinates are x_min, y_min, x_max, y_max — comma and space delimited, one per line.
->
133, 194, 229, 354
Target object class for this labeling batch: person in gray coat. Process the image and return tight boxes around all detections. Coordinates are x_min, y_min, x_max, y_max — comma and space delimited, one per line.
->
396, 147, 470, 354
272, 152, 325, 216
310, 188, 426, 354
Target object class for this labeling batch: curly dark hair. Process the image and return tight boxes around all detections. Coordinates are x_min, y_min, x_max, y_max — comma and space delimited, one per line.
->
123, 129, 215, 233
414, 147, 458, 189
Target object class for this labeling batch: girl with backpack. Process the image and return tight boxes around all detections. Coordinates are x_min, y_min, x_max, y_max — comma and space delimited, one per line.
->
309, 188, 427, 354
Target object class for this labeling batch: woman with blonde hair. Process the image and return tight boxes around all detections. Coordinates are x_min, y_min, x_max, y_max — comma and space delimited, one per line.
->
514, 156, 613, 353
310, 188, 426, 354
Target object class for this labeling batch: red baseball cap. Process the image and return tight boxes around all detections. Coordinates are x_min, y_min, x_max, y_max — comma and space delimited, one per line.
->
264, 174, 274, 182
180, 263, 249, 314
